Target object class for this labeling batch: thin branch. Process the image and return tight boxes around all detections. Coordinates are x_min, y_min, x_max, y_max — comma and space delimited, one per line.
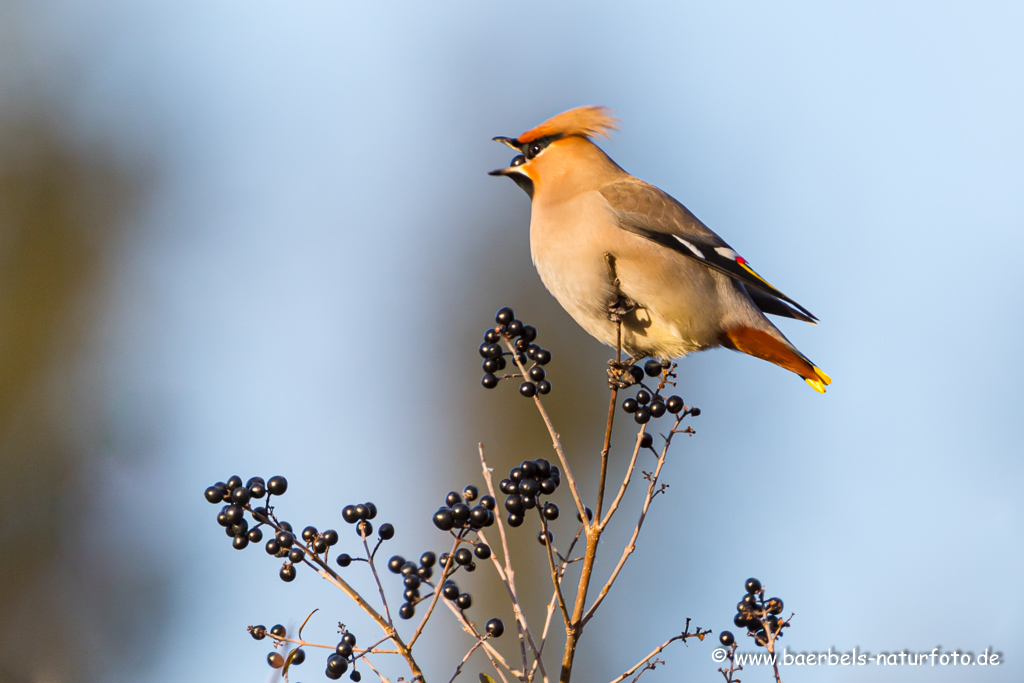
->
408, 534, 462, 648
529, 521, 582, 681
539, 513, 571, 626
448, 640, 486, 683
441, 597, 517, 683
606, 620, 709, 683
503, 339, 590, 531
306, 560, 424, 680
265, 632, 400, 655
594, 319, 623, 520
599, 429, 646, 528
360, 654, 391, 683
477, 445, 531, 675
363, 532, 393, 625
582, 414, 683, 626
477, 526, 549, 682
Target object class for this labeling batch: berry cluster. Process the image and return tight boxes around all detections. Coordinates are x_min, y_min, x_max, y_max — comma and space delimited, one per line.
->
618, 360, 698, 425
479, 307, 553, 396
341, 501, 384, 539
204, 475, 394, 583
387, 550, 443, 619
498, 458, 560, 529
719, 577, 787, 648
250, 623, 363, 681
205, 475, 288, 551
432, 484, 497, 532
326, 630, 360, 680
213, 477, 507, 677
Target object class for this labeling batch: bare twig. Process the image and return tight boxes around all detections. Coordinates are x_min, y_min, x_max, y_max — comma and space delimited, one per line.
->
448, 639, 486, 683
583, 414, 684, 626
441, 597, 517, 683
594, 319, 623, 520
599, 429, 646, 528
538, 513, 571, 626
360, 654, 391, 683
408, 534, 462, 648
264, 631, 400, 655
477, 445, 532, 676
504, 338, 590, 531
607, 619, 709, 683
363, 533, 393, 625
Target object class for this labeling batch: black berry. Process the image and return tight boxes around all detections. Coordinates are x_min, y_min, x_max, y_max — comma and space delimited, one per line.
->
204, 485, 225, 504
267, 476, 287, 496
486, 618, 505, 637
628, 365, 645, 383
433, 508, 455, 531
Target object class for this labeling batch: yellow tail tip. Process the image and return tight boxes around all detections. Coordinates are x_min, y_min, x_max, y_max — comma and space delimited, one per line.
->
804, 366, 831, 393
805, 377, 827, 393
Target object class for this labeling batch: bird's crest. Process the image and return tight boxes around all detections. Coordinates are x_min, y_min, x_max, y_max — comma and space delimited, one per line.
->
516, 106, 618, 144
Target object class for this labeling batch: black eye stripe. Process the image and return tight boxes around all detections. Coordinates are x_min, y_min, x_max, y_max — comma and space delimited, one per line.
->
521, 135, 557, 159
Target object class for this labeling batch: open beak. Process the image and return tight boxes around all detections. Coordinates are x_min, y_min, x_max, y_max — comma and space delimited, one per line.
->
489, 136, 524, 175
488, 139, 528, 176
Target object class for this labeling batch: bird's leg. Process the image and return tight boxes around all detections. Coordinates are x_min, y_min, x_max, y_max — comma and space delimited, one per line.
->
604, 253, 642, 388
603, 253, 636, 322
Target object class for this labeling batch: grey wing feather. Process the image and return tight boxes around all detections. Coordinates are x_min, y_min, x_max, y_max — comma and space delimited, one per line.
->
599, 178, 818, 322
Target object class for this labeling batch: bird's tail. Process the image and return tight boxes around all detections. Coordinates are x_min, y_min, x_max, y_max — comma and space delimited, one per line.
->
722, 326, 832, 393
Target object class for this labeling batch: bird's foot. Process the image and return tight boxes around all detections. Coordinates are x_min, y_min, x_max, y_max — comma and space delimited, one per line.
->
607, 355, 641, 389
607, 295, 636, 323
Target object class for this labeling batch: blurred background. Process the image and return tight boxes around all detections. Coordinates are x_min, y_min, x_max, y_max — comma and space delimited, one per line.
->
1, 1, 1021, 682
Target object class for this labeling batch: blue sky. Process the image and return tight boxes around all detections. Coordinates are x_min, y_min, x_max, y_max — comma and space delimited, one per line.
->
5, 1, 1022, 682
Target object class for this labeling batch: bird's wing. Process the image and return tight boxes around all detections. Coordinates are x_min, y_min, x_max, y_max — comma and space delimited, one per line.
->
599, 178, 818, 323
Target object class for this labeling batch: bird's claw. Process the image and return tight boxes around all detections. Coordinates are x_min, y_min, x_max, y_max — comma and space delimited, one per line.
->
607, 295, 636, 323
607, 356, 640, 389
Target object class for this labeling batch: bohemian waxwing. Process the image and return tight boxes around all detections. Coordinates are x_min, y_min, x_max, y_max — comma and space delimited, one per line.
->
489, 105, 831, 392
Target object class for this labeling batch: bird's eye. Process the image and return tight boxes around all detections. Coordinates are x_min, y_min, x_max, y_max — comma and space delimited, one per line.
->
510, 155, 526, 167
528, 142, 543, 157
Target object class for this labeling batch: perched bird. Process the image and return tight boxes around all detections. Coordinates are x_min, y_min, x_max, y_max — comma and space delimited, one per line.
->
489, 106, 831, 392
